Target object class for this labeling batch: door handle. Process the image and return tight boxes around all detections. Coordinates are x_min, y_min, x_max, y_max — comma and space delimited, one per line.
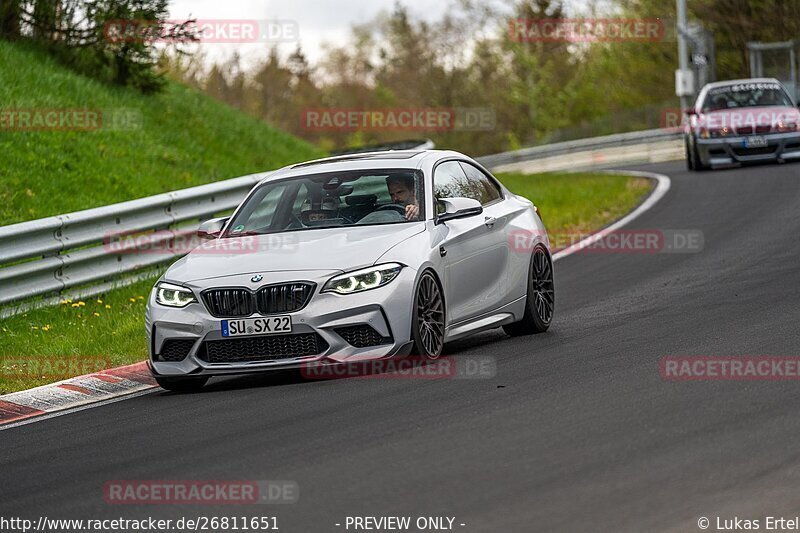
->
484, 216, 496, 228
439, 245, 447, 257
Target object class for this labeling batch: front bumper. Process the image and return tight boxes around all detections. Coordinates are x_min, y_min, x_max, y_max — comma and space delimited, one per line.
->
145, 267, 417, 377
695, 131, 800, 167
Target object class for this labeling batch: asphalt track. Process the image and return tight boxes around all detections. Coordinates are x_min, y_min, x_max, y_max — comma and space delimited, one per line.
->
3, 160, 800, 532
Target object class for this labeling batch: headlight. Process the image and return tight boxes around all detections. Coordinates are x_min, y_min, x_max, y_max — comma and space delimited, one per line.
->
700, 126, 730, 138
322, 263, 403, 294
155, 282, 197, 307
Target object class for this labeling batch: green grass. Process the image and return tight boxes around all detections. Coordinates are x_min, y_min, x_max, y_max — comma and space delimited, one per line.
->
0, 171, 652, 394
0, 275, 157, 394
0, 41, 323, 224
496, 172, 653, 235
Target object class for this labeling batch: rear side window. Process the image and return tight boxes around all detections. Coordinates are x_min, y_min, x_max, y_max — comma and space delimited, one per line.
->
459, 162, 503, 205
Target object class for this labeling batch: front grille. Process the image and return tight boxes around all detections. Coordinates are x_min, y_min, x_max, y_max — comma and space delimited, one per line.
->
732, 146, 777, 157
158, 339, 196, 362
256, 283, 315, 314
335, 324, 393, 348
199, 333, 328, 363
202, 288, 255, 317
202, 283, 315, 317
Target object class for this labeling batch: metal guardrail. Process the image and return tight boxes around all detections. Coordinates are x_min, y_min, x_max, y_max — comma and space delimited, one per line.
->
475, 128, 682, 169
0, 131, 681, 312
0, 172, 268, 310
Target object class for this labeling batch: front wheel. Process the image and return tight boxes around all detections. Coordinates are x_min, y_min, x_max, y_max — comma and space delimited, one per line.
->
154, 375, 208, 392
411, 271, 445, 359
504, 245, 554, 336
688, 135, 709, 171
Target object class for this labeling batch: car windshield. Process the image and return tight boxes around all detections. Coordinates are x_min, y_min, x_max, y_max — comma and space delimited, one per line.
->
701, 82, 794, 112
225, 169, 424, 236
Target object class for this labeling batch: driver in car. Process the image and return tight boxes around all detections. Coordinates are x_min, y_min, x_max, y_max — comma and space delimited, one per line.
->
386, 174, 419, 220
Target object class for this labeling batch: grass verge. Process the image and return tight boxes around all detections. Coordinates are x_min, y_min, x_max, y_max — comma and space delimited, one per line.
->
0, 41, 323, 224
0, 172, 652, 394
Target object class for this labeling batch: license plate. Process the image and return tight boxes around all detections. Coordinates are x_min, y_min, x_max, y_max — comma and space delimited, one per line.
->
221, 316, 292, 337
744, 136, 767, 148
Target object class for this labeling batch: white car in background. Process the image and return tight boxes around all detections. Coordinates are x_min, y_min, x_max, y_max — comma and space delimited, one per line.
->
685, 78, 800, 170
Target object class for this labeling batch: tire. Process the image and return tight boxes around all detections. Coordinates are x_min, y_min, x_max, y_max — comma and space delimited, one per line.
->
688, 135, 709, 171
154, 375, 208, 392
504, 244, 554, 336
411, 270, 445, 359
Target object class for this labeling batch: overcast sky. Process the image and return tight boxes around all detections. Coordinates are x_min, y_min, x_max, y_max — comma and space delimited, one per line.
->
168, 0, 521, 67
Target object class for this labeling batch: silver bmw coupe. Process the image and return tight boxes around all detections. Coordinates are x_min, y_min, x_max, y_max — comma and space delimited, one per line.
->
145, 150, 554, 391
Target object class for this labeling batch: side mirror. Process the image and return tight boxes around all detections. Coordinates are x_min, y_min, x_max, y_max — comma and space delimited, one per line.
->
197, 216, 230, 239
436, 197, 483, 224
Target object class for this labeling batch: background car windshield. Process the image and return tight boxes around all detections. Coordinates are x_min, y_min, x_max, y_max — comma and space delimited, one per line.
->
226, 169, 423, 235
702, 82, 794, 111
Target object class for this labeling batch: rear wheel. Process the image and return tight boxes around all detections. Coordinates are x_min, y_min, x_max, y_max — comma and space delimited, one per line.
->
504, 245, 554, 336
154, 375, 208, 392
411, 271, 445, 359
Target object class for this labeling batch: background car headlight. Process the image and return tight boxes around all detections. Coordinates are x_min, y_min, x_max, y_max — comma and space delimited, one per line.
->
700, 126, 731, 138
322, 263, 403, 294
155, 282, 196, 307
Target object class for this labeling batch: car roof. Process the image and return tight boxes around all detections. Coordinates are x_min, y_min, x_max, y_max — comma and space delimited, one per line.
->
702, 78, 783, 90
260, 149, 468, 182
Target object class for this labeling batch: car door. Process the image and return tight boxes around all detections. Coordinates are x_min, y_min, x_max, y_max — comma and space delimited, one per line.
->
457, 161, 519, 306
434, 160, 508, 325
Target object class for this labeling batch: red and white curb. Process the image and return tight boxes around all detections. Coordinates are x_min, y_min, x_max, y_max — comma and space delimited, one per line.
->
0, 361, 156, 426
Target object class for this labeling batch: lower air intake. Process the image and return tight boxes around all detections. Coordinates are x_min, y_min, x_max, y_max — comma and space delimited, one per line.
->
199, 333, 329, 363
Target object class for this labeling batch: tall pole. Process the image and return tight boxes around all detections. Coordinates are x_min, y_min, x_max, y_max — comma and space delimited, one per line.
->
677, 0, 690, 110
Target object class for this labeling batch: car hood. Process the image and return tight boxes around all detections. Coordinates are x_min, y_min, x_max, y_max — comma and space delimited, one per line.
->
700, 106, 800, 129
165, 223, 425, 283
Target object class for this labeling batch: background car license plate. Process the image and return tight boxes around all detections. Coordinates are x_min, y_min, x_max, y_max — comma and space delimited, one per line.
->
744, 136, 767, 148
221, 316, 292, 337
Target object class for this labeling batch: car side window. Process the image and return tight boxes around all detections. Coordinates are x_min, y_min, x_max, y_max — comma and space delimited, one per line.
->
459, 162, 503, 205
433, 161, 472, 214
